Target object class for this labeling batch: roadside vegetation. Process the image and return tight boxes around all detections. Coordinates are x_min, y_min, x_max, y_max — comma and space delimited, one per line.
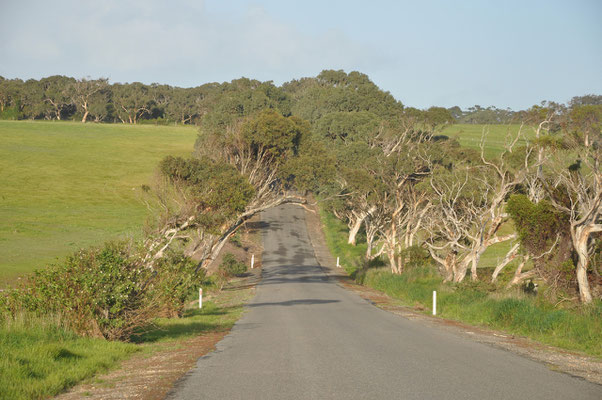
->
320, 208, 602, 357
0, 280, 253, 400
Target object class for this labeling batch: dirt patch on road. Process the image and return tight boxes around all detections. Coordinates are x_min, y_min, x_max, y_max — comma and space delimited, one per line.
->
302, 200, 602, 386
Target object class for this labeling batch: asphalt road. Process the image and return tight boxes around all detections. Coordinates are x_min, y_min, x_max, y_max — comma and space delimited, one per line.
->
168, 204, 600, 400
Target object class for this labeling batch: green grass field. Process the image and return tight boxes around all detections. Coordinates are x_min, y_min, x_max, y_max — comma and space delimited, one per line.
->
0, 121, 197, 285
441, 123, 534, 158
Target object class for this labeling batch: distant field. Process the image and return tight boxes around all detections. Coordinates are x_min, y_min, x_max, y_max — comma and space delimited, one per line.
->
441, 123, 534, 157
0, 121, 197, 285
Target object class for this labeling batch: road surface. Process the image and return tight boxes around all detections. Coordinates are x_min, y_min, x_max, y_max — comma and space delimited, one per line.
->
169, 204, 600, 399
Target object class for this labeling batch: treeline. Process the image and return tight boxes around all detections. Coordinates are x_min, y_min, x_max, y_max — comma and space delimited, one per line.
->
449, 95, 602, 124
1, 73, 599, 126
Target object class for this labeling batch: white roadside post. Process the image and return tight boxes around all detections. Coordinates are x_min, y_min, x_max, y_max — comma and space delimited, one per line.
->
432, 290, 437, 316
199, 288, 203, 309
336, 257, 340, 268
251, 254, 255, 269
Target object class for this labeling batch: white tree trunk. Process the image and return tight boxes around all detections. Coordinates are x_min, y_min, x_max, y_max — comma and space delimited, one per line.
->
348, 216, 363, 246
491, 243, 520, 282
573, 226, 593, 303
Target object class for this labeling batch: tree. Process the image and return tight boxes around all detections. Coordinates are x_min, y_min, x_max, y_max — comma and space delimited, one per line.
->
39, 75, 75, 120
189, 109, 309, 269
425, 130, 528, 282
540, 105, 602, 303
69, 78, 109, 123
112, 82, 152, 124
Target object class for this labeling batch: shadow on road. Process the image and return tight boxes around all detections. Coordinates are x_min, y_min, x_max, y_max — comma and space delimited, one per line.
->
247, 299, 340, 307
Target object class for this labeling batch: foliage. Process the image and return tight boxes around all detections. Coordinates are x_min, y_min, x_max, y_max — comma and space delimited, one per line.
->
506, 194, 575, 289
398, 245, 433, 270
0, 240, 207, 341
1, 241, 158, 340
219, 253, 248, 278
151, 250, 205, 318
159, 155, 255, 231
506, 195, 567, 254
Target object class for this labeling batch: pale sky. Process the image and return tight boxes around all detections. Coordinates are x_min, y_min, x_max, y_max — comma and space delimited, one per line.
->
0, 0, 600, 110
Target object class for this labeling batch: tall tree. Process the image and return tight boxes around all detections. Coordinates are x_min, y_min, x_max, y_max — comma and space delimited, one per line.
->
68, 78, 109, 123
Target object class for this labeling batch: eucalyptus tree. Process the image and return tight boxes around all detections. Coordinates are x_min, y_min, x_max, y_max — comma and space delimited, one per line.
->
540, 105, 602, 303
112, 82, 153, 124
191, 109, 309, 268
67, 77, 109, 123
39, 75, 75, 120
285, 70, 404, 124
373, 139, 433, 274
144, 109, 311, 274
165, 87, 202, 124
425, 130, 530, 282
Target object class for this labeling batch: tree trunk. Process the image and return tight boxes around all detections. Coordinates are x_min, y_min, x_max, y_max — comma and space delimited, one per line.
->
491, 243, 520, 282
348, 216, 363, 246
387, 246, 397, 274
573, 226, 593, 303
453, 256, 471, 283
506, 255, 533, 288
366, 236, 374, 259
81, 110, 89, 123
470, 252, 479, 281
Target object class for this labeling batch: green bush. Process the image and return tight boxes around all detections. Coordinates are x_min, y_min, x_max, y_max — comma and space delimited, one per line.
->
399, 245, 433, 269
151, 251, 205, 318
0, 240, 209, 340
219, 253, 248, 277
0, 106, 23, 120
1, 241, 156, 341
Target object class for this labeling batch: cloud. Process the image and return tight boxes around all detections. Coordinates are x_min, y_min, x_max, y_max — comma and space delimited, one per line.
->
0, 1, 389, 87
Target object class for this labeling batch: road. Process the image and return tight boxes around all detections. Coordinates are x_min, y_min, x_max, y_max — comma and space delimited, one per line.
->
168, 204, 600, 400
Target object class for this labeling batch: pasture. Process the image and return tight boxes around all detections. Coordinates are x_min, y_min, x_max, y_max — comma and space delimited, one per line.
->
441, 123, 534, 157
0, 121, 197, 285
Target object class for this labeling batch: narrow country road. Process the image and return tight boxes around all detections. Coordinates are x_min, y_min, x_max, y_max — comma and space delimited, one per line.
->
168, 204, 600, 400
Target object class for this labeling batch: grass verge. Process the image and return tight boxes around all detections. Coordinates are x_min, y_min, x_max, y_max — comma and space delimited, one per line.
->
0, 284, 254, 400
319, 207, 602, 357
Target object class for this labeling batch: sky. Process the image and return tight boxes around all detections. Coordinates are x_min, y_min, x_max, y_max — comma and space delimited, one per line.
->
0, 0, 600, 110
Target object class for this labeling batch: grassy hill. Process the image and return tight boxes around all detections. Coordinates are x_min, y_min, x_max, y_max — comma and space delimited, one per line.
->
0, 121, 197, 285
441, 123, 534, 158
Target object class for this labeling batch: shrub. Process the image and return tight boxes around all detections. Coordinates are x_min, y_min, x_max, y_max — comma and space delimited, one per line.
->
399, 245, 433, 269
151, 251, 205, 318
219, 253, 248, 278
1, 241, 156, 341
